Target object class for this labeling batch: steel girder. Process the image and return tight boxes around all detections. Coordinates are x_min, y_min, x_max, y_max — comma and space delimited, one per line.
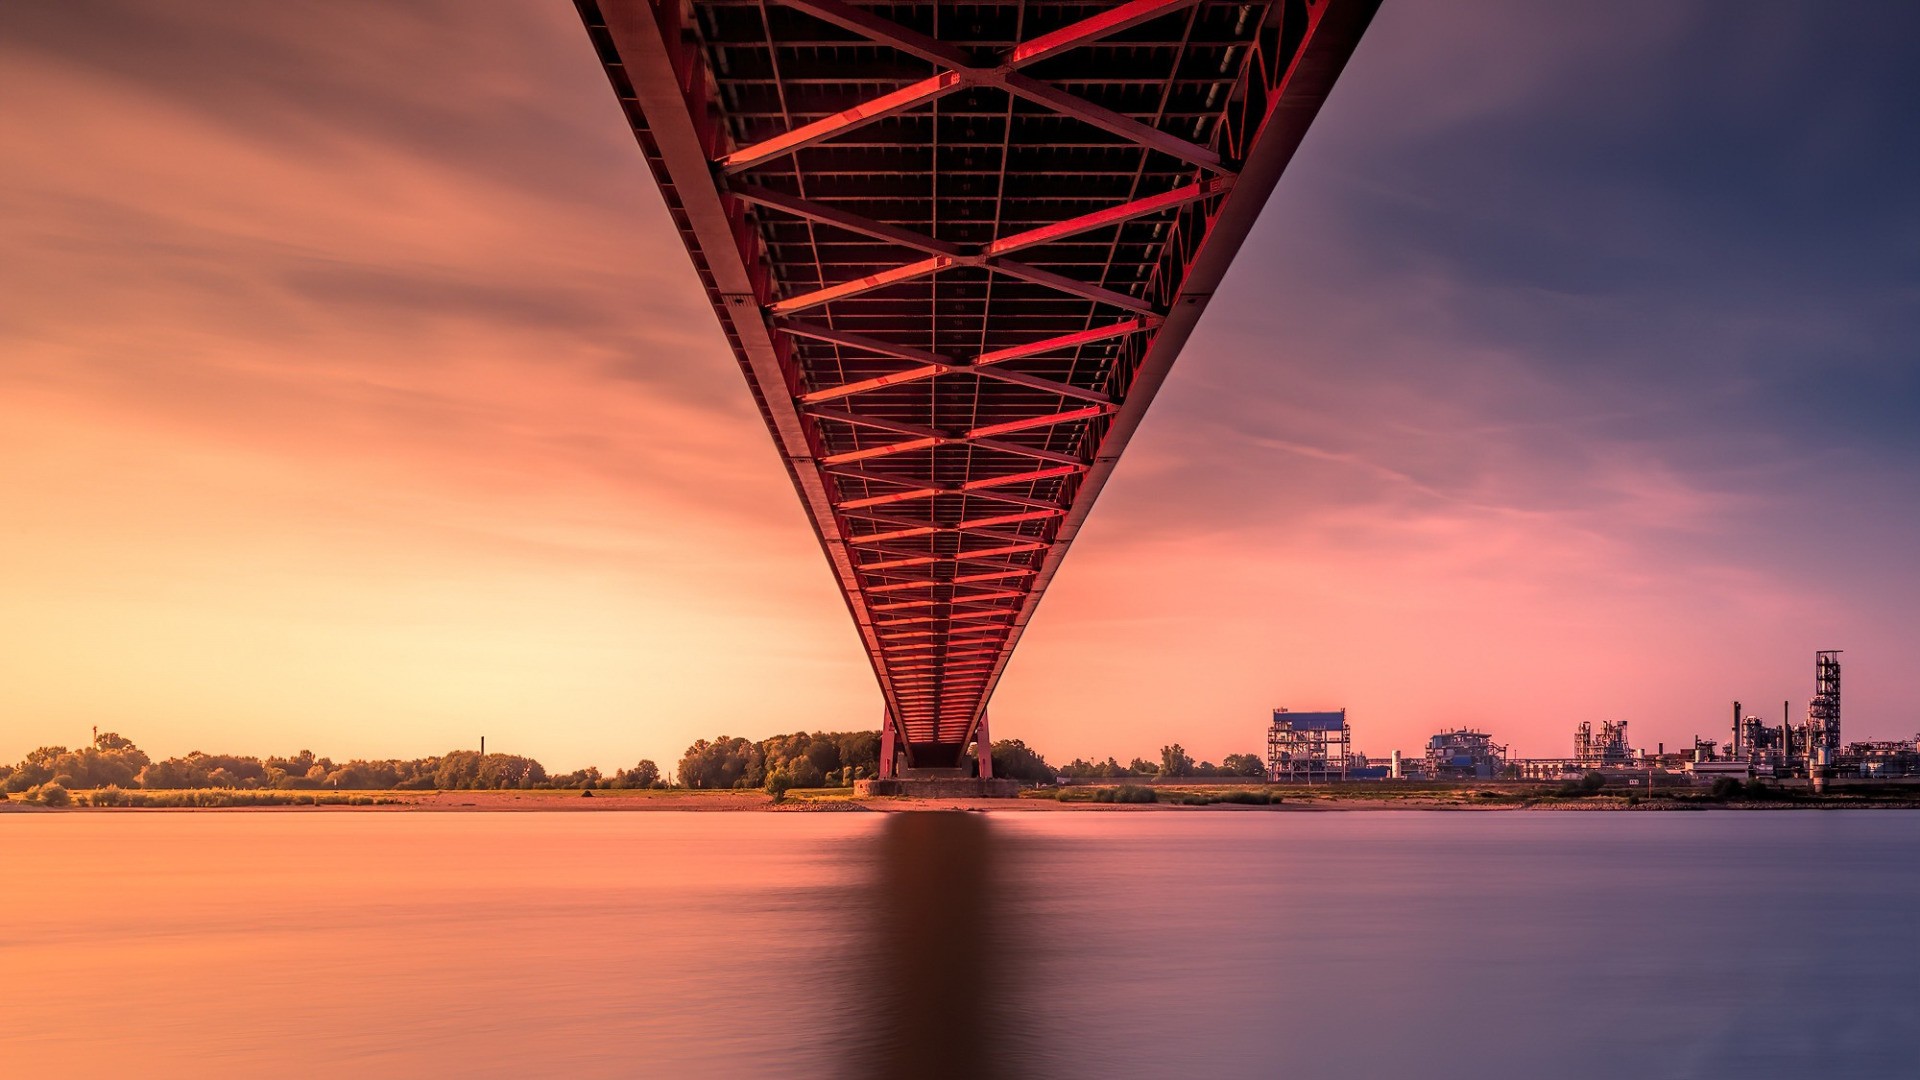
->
576, 0, 1378, 767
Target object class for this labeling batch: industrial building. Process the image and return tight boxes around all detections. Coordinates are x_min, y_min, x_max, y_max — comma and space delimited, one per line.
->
1262, 651, 1916, 788
1674, 651, 1916, 784
1575, 720, 1635, 768
1692, 650, 1851, 783
1267, 709, 1351, 781
1423, 729, 1507, 779
1727, 701, 1789, 766
1514, 721, 1640, 780
1847, 741, 1920, 778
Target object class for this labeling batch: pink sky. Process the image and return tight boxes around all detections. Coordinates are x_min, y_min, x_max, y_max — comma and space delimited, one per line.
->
4, 0, 1916, 771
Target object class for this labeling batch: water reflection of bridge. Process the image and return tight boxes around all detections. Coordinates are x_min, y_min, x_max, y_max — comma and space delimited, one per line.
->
577, 0, 1380, 779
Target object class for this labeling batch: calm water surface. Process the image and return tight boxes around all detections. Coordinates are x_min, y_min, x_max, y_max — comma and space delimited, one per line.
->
5, 809, 1917, 1078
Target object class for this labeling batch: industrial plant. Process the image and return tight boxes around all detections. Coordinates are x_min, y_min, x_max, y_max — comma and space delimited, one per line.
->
1266, 709, 1352, 781
1268, 650, 1920, 788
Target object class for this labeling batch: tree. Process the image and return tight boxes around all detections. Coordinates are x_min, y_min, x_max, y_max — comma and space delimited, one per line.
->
989, 739, 1054, 783
476, 754, 545, 789
677, 737, 760, 790
787, 757, 825, 789
5, 747, 64, 792
1159, 744, 1194, 778
1220, 753, 1266, 778
764, 769, 792, 802
834, 731, 880, 775
548, 766, 602, 789
678, 731, 892, 789
433, 751, 482, 790
616, 760, 662, 788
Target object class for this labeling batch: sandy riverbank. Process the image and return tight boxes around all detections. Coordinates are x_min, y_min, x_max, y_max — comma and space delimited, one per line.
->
9, 784, 1919, 812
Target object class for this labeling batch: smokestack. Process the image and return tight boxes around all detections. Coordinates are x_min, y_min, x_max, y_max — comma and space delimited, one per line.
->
1732, 700, 1742, 757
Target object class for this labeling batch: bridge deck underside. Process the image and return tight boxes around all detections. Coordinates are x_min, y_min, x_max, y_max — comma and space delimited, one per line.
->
578, 0, 1375, 765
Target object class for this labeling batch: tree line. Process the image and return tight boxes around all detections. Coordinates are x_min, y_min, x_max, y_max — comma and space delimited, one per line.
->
675, 733, 1261, 792
0, 731, 664, 796
2, 729, 1267, 804
675, 730, 1072, 791
1057, 743, 1265, 779
677, 730, 881, 791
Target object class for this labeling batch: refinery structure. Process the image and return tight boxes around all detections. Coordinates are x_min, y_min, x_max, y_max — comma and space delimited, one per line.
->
1266, 650, 1920, 787
1266, 709, 1352, 781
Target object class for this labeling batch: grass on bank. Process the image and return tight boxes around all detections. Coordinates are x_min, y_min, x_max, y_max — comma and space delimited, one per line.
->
0, 785, 403, 808
1018, 777, 1920, 808
0, 785, 787, 810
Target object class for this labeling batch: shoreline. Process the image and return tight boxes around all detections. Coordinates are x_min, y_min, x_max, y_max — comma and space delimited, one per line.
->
7, 784, 1920, 813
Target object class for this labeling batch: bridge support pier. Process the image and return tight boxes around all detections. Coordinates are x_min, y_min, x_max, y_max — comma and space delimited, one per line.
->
858, 708, 1017, 797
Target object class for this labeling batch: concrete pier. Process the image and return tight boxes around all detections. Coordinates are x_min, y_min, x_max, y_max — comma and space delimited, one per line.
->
856, 777, 1022, 799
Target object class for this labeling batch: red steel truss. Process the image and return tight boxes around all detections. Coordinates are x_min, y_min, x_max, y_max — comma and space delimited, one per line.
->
576, 0, 1378, 768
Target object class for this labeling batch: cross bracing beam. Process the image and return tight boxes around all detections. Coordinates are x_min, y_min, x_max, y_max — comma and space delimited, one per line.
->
577, 0, 1380, 760
722, 0, 1226, 173
789, 333, 1119, 403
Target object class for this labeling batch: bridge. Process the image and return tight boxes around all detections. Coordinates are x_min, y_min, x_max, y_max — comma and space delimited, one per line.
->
576, 0, 1379, 782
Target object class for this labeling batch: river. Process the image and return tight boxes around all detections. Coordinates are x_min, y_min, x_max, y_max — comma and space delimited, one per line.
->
5, 809, 1917, 1077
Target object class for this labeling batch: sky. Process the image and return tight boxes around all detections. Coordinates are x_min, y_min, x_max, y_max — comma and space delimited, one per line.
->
2, 0, 1916, 772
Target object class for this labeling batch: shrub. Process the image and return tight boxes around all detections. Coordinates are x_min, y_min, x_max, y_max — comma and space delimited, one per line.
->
765, 770, 792, 803
1710, 777, 1742, 801
37, 783, 71, 808
1113, 784, 1156, 804
1580, 771, 1608, 794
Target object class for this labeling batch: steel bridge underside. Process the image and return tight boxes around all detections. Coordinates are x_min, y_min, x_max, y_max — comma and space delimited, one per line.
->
577, 0, 1377, 768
